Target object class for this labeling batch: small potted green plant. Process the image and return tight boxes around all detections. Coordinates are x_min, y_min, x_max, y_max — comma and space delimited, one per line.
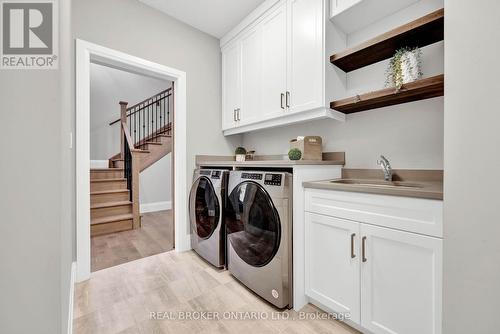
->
235, 147, 247, 162
288, 148, 302, 161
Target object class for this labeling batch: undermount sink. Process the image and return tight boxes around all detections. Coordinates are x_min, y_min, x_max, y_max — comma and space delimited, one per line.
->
330, 179, 422, 189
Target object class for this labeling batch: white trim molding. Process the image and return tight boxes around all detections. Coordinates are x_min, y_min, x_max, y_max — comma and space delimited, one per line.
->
67, 262, 76, 334
76, 39, 189, 282
140, 201, 172, 213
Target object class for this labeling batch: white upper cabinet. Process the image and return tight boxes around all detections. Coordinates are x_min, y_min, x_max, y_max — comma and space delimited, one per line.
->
240, 25, 263, 125
221, 41, 241, 130
330, 0, 361, 17
261, 1, 287, 120
329, 0, 420, 34
287, 0, 324, 114
220, 0, 344, 136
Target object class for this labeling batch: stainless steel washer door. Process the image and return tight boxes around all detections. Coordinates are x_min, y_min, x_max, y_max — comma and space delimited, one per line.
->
189, 176, 220, 240
225, 181, 281, 267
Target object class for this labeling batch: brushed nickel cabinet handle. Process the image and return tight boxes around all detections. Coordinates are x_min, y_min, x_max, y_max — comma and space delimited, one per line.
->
351, 233, 356, 258
286, 91, 290, 108
237, 108, 241, 121
362, 236, 367, 262
233, 109, 237, 122
281, 93, 285, 109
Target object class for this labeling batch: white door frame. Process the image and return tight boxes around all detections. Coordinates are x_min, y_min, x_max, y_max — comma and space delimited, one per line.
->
75, 39, 189, 282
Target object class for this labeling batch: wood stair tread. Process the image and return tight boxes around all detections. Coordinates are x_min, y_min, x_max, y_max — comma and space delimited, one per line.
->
144, 141, 162, 145
91, 201, 132, 209
91, 213, 134, 225
91, 189, 129, 195
90, 178, 126, 183
91, 168, 124, 171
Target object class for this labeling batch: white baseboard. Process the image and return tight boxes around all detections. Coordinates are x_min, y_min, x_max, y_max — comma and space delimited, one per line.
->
140, 201, 172, 214
90, 160, 108, 168
67, 261, 76, 334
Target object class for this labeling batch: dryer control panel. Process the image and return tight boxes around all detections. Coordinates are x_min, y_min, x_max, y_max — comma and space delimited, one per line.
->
264, 173, 282, 186
241, 173, 263, 180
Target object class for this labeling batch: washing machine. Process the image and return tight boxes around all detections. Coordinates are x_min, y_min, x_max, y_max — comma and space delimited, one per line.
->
189, 169, 228, 268
225, 170, 293, 309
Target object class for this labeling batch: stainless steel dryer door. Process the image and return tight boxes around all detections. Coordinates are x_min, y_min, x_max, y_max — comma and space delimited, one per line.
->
226, 181, 281, 267
189, 176, 220, 239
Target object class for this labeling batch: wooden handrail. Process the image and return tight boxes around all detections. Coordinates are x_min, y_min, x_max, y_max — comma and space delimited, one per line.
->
109, 88, 172, 126
122, 121, 134, 151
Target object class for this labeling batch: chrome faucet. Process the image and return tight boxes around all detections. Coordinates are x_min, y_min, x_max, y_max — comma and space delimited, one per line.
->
377, 155, 393, 181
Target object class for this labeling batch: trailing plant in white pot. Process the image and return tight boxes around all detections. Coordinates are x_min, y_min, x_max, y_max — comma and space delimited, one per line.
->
385, 47, 423, 90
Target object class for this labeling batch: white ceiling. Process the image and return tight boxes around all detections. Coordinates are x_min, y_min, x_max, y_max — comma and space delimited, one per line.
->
139, 0, 266, 38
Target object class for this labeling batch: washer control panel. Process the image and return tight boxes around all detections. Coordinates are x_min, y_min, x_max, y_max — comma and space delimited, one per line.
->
211, 171, 221, 179
241, 172, 263, 180
264, 173, 282, 186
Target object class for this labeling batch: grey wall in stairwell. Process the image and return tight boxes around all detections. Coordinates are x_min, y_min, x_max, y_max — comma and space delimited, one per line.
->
89, 62, 171, 160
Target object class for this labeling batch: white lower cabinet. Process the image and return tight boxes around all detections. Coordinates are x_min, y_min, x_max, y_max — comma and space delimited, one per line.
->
360, 224, 442, 334
305, 213, 361, 323
305, 190, 443, 334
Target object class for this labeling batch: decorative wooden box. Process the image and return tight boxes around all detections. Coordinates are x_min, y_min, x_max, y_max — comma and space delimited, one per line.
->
290, 136, 323, 161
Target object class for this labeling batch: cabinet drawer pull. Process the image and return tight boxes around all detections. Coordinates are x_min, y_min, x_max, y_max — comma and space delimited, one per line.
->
281, 93, 285, 109
362, 236, 367, 262
237, 108, 241, 121
233, 109, 236, 121
351, 233, 356, 259
286, 91, 290, 108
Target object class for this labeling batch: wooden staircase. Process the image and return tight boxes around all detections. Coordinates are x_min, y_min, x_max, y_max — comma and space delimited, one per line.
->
90, 88, 173, 236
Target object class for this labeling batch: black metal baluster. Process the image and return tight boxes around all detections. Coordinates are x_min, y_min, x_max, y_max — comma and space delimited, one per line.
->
154, 98, 158, 142
159, 97, 163, 138
142, 107, 146, 149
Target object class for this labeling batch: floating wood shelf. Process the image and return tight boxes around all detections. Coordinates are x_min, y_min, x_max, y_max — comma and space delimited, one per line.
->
330, 74, 444, 114
330, 8, 444, 72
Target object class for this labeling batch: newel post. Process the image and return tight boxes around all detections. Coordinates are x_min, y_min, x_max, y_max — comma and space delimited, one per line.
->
119, 101, 128, 159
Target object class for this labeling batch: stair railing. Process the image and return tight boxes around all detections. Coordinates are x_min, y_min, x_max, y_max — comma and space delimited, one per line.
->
111, 87, 173, 149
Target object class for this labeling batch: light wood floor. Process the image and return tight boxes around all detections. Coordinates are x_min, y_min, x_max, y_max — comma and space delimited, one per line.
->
74, 250, 360, 334
91, 210, 174, 272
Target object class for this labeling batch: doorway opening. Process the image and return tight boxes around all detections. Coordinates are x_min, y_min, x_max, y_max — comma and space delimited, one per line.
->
89, 62, 174, 272
76, 40, 189, 282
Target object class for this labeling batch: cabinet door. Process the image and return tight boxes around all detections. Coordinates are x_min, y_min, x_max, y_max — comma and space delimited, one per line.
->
305, 212, 361, 324
287, 0, 324, 114
360, 224, 442, 334
261, 1, 287, 120
240, 25, 262, 125
222, 41, 241, 130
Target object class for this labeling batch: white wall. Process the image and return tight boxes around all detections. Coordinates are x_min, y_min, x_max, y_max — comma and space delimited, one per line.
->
0, 1, 71, 333
443, 0, 500, 333
90, 62, 171, 160
140, 153, 172, 210
242, 0, 444, 169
